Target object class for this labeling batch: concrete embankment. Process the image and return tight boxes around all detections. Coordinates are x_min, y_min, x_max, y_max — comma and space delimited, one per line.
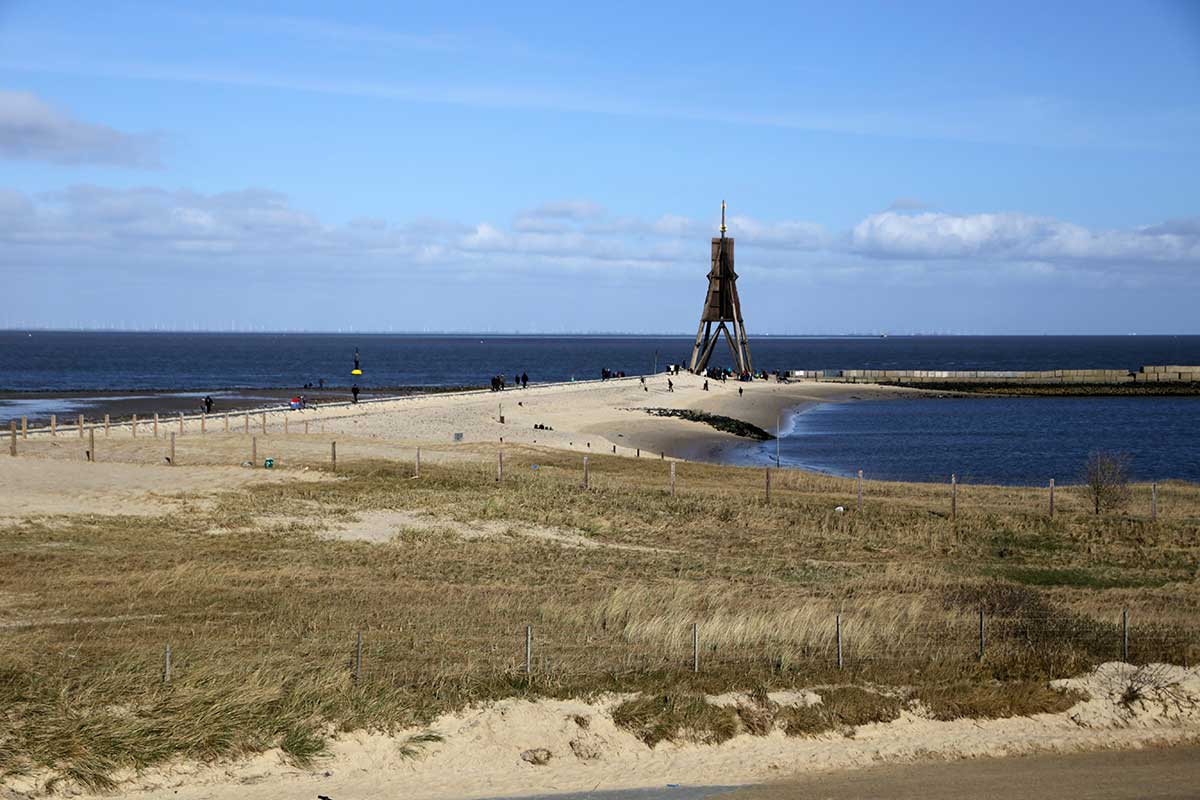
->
787, 364, 1200, 386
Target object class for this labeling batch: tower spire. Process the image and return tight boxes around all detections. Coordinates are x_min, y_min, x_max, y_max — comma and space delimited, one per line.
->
720, 200, 727, 237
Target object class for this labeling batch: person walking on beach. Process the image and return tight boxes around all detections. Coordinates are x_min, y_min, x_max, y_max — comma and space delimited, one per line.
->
203, 395, 214, 414
738, 386, 743, 397
667, 378, 674, 392
703, 380, 709, 391
351, 384, 360, 404
521, 372, 528, 389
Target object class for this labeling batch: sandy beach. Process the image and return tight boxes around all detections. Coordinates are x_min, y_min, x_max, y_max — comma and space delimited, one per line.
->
299, 373, 926, 464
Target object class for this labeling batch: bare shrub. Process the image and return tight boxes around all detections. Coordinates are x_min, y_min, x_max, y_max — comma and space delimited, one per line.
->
779, 687, 902, 737
1082, 451, 1132, 515
915, 681, 1084, 720
612, 691, 739, 747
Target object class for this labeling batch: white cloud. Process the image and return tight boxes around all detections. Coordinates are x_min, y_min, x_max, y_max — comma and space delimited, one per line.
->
0, 90, 160, 167
851, 210, 1200, 267
2, 186, 1196, 293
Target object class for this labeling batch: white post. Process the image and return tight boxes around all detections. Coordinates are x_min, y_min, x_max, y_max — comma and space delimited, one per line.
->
951, 473, 958, 521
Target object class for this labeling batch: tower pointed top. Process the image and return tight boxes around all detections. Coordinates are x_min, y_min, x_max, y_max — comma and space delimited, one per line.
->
720, 200, 727, 237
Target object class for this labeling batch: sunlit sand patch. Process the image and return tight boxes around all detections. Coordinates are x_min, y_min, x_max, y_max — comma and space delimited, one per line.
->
321, 508, 671, 553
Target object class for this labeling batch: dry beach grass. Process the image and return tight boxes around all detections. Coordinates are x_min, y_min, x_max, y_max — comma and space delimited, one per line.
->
1, 381, 1199, 792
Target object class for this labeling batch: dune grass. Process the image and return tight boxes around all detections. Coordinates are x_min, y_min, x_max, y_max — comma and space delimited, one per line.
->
1, 440, 1198, 790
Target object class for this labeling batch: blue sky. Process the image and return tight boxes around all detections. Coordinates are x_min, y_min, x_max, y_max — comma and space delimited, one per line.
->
1, 0, 1198, 333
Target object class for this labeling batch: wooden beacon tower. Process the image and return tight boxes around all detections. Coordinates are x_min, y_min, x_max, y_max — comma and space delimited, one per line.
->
688, 201, 753, 374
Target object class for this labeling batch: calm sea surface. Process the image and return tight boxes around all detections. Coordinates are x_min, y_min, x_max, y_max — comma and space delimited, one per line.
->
756, 397, 1200, 485
2, 332, 1199, 391
2, 332, 1198, 484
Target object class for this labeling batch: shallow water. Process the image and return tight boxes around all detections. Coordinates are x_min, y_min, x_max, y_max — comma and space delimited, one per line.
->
753, 396, 1200, 485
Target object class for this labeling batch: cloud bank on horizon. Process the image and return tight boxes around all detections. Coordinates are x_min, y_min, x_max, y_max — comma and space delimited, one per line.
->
0, 2, 1197, 333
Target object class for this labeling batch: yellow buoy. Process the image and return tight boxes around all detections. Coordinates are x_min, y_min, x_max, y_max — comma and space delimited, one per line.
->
351, 369, 362, 375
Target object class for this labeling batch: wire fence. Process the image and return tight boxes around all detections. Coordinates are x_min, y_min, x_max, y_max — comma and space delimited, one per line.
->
53, 610, 1192, 687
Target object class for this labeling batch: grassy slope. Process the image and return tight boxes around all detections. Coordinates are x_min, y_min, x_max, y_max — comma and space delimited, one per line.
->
1, 442, 1198, 789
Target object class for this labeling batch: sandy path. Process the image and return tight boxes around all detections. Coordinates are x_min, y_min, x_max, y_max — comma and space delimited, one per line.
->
725, 745, 1200, 800
0, 457, 325, 518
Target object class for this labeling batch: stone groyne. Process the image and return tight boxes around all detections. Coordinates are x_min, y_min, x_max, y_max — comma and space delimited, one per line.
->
787, 365, 1200, 385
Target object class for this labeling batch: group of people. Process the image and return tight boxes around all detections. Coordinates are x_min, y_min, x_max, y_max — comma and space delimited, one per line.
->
600, 368, 627, 380
490, 372, 530, 391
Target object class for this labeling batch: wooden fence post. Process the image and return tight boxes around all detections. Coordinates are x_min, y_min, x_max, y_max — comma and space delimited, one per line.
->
304, 420, 309, 435
978, 608, 985, 661
636, 448, 640, 457
525, 625, 533, 674
201, 413, 206, 434
692, 622, 700, 674
284, 415, 289, 435
951, 474, 958, 521
224, 412, 229, 433
1049, 478, 1055, 517
21, 416, 27, 440
856, 469, 863, 511
765, 467, 772, 504
132, 414, 139, 438
8, 421, 15, 457
251, 436, 257, 466
1151, 483, 1158, 521
169, 432, 176, 465
261, 412, 267, 434
354, 631, 363, 683
415, 447, 421, 478
244, 412, 249, 434
50, 414, 56, 437
1122, 609, 1129, 661
78, 414, 84, 438
178, 412, 184, 435
670, 462, 676, 497
497, 450, 504, 482
152, 413, 158, 437
582, 456, 589, 489
89, 428, 95, 463
836, 614, 844, 670
104, 414, 110, 436
331, 441, 337, 471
